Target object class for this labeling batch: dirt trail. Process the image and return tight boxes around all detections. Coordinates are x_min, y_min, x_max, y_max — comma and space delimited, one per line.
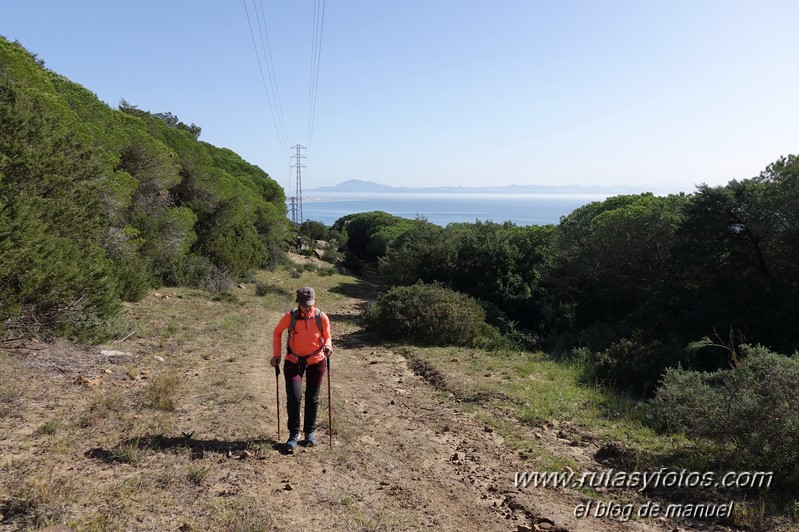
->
243, 287, 660, 531
1, 267, 703, 530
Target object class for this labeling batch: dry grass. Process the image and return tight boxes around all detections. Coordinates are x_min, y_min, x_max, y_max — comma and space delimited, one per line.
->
395, 345, 797, 529
0, 261, 365, 530
3, 257, 793, 530
144, 372, 180, 411
0, 379, 22, 418
198, 496, 279, 531
0, 287, 264, 528
1, 468, 76, 529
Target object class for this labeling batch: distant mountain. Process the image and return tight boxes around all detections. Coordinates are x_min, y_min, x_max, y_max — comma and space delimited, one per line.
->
312, 179, 396, 192
307, 179, 642, 194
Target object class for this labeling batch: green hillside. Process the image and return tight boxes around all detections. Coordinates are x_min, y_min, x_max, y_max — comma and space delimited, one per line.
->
0, 36, 289, 341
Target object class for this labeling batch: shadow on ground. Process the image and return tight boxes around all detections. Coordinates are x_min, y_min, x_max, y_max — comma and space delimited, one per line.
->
331, 327, 381, 350
326, 312, 361, 326
329, 281, 381, 301
85, 434, 293, 461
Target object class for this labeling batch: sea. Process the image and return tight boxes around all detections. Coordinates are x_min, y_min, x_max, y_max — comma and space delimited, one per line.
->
293, 192, 612, 227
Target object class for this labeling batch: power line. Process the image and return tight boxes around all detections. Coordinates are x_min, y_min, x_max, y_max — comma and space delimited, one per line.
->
242, 0, 290, 164
242, 2, 326, 197
254, 0, 290, 152
306, 0, 326, 154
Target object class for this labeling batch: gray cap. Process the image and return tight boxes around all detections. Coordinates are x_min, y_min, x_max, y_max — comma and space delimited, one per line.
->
296, 287, 316, 306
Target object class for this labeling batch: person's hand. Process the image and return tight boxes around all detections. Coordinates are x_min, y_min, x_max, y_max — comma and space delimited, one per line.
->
270, 356, 281, 367
323, 346, 333, 359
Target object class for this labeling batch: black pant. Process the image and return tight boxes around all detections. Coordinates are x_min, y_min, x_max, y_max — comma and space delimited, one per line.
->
284, 359, 326, 435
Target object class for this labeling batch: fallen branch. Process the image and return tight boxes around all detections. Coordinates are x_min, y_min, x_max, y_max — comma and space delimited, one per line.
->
115, 330, 136, 343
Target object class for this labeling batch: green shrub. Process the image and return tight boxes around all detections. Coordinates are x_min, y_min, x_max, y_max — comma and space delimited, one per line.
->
298, 220, 329, 241
321, 247, 344, 264
591, 331, 685, 396
255, 282, 269, 296
172, 253, 213, 289
33, 419, 60, 437
61, 310, 129, 343
498, 318, 539, 350
110, 250, 152, 301
653, 345, 799, 491
211, 292, 239, 304
362, 283, 501, 348
263, 244, 286, 271
0, 80, 119, 340
333, 211, 416, 261
199, 199, 266, 278
0, 38, 289, 342
255, 281, 288, 297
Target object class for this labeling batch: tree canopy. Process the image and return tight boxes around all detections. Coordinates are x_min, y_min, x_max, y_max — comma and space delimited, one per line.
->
0, 37, 289, 340
336, 161, 799, 394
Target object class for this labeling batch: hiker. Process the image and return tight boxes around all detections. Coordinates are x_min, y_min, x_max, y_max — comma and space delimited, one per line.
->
271, 286, 333, 452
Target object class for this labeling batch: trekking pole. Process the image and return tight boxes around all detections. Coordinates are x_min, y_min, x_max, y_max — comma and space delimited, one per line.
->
275, 364, 281, 442
326, 357, 333, 447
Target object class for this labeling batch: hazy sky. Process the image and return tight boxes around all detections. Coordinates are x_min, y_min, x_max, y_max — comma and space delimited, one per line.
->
2, 1, 798, 194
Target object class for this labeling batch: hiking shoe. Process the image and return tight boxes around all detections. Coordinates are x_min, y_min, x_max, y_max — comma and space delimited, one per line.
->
285, 432, 300, 453
304, 432, 317, 447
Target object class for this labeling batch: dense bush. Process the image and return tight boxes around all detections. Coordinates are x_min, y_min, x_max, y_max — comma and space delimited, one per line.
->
544, 193, 688, 348
654, 345, 799, 490
298, 220, 328, 240
590, 331, 687, 396
195, 199, 266, 278
0, 37, 289, 340
378, 221, 452, 285
321, 248, 344, 264
447, 222, 551, 324
0, 77, 119, 340
298, 220, 343, 245
665, 166, 799, 355
333, 211, 417, 261
171, 253, 214, 289
362, 283, 501, 348
377, 220, 553, 332
255, 281, 288, 297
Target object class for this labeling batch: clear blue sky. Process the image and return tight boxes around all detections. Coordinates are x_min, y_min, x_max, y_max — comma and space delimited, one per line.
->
2, 1, 798, 194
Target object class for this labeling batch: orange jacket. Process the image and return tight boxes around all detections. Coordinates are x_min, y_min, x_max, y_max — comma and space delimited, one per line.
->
273, 307, 332, 365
